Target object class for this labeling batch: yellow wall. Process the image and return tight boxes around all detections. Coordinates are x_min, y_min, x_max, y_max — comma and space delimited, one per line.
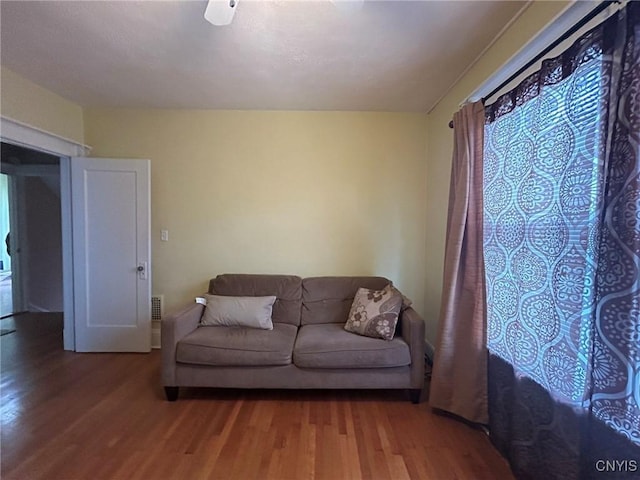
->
84, 109, 428, 313
0, 66, 84, 143
423, 1, 569, 342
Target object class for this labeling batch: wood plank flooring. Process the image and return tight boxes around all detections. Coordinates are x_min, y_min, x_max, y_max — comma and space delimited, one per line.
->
1, 313, 514, 479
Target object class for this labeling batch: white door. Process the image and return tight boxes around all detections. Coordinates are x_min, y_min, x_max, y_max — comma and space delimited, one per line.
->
71, 157, 151, 352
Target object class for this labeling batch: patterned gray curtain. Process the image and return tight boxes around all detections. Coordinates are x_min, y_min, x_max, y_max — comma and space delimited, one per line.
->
483, 3, 639, 479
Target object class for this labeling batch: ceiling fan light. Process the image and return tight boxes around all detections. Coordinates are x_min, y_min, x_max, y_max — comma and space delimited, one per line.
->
204, 0, 238, 26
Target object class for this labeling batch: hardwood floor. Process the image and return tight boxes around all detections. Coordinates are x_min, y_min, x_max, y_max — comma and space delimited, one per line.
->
1, 313, 514, 479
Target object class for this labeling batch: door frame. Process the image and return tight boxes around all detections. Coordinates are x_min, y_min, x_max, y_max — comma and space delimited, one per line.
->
0, 115, 91, 350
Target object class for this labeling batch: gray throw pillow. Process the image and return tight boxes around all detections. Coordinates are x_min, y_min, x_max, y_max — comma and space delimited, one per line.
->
200, 294, 276, 330
344, 284, 402, 340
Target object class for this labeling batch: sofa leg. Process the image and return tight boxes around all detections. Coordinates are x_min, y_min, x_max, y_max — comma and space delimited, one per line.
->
164, 386, 179, 402
409, 389, 421, 404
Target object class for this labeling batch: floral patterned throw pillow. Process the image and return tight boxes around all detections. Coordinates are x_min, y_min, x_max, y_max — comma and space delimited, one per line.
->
344, 284, 403, 340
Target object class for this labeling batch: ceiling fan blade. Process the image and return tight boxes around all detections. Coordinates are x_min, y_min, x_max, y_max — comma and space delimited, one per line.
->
204, 0, 238, 26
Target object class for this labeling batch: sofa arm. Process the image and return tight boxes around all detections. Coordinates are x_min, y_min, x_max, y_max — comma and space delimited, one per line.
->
161, 302, 204, 385
400, 307, 426, 389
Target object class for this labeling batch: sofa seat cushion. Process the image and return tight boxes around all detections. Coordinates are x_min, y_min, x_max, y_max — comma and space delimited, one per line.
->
293, 323, 411, 369
176, 323, 298, 367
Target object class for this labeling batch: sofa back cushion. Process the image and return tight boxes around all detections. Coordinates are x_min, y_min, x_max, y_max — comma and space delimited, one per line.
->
301, 276, 390, 325
209, 274, 302, 326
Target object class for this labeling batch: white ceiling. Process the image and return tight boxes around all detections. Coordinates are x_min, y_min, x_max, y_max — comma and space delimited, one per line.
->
0, 0, 526, 112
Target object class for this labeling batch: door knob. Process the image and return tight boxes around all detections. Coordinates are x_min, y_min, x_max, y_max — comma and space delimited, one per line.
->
137, 262, 148, 280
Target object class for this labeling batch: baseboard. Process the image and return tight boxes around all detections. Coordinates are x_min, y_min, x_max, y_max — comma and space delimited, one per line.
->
151, 321, 161, 349
28, 303, 51, 313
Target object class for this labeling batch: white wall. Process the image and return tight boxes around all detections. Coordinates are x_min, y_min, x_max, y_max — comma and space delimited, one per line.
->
22, 175, 63, 312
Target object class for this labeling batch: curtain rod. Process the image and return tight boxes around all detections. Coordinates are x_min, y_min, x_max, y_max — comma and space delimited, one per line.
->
448, 0, 618, 129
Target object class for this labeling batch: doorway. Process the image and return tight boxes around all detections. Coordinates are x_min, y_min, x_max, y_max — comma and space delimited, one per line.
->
1, 117, 151, 352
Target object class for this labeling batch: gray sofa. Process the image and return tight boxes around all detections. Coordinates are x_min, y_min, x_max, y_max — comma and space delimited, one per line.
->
161, 274, 425, 402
